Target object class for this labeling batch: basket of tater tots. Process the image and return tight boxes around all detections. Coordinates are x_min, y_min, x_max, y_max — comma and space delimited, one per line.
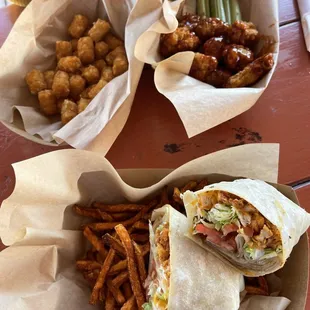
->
135, 0, 279, 138
0, 0, 153, 151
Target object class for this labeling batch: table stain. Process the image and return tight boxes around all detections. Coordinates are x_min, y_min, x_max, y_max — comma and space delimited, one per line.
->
219, 127, 262, 147
164, 143, 183, 154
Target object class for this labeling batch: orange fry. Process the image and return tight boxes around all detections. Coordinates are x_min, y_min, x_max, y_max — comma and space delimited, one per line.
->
87, 205, 151, 232
83, 269, 100, 282
181, 180, 198, 193
195, 179, 208, 190
111, 212, 133, 221
115, 224, 145, 308
76, 260, 101, 271
112, 271, 129, 288
131, 233, 149, 243
122, 282, 133, 299
108, 259, 127, 275
131, 220, 149, 231
93, 202, 146, 213
105, 289, 116, 310
97, 210, 114, 222
102, 233, 126, 257
107, 279, 126, 305
245, 285, 269, 296
99, 287, 105, 303
90, 248, 115, 305
140, 243, 150, 256
133, 242, 147, 284
172, 187, 183, 204
160, 185, 169, 205
121, 295, 136, 310
73, 205, 102, 219
83, 226, 108, 259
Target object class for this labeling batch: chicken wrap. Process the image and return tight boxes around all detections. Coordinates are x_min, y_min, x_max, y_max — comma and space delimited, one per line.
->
183, 179, 310, 276
143, 205, 242, 310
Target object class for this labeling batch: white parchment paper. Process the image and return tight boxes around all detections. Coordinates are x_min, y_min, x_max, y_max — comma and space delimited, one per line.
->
135, 0, 279, 138
297, 0, 310, 52
0, 143, 295, 310
0, 0, 157, 153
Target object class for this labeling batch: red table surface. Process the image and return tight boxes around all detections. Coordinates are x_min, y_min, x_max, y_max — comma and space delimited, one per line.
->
0, 1, 309, 309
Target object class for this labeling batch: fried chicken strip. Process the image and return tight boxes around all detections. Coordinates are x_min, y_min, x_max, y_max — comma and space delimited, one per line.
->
225, 53, 274, 88
160, 27, 200, 58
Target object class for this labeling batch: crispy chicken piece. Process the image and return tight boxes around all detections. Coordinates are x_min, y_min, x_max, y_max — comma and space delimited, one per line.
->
223, 44, 254, 71
189, 53, 218, 82
203, 37, 226, 61
195, 17, 231, 41
205, 69, 232, 88
160, 27, 200, 58
230, 21, 259, 47
155, 224, 169, 264
225, 53, 274, 88
179, 13, 201, 31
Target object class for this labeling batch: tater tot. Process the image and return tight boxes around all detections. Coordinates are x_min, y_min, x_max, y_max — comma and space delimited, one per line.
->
57, 99, 65, 113
58, 56, 82, 73
104, 33, 124, 50
68, 14, 89, 39
95, 41, 109, 59
77, 36, 95, 64
52, 71, 70, 98
105, 46, 126, 65
70, 75, 86, 100
55, 41, 72, 60
101, 66, 114, 82
88, 79, 107, 99
71, 39, 78, 51
94, 59, 107, 73
43, 70, 55, 89
82, 65, 100, 84
38, 90, 58, 116
113, 55, 128, 76
25, 69, 47, 94
80, 85, 95, 99
88, 19, 111, 42
77, 98, 91, 113
61, 99, 78, 124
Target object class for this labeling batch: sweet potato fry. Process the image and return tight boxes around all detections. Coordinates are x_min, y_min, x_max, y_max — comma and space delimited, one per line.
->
245, 285, 269, 296
76, 260, 101, 271
140, 243, 150, 257
112, 271, 129, 288
133, 242, 147, 284
121, 295, 136, 310
110, 212, 133, 221
73, 205, 102, 219
181, 180, 198, 193
195, 179, 208, 190
105, 289, 116, 310
99, 287, 105, 303
86, 206, 150, 232
107, 279, 126, 305
83, 226, 108, 259
131, 220, 149, 231
93, 202, 146, 213
122, 282, 133, 300
172, 187, 183, 204
131, 233, 149, 243
115, 224, 145, 308
90, 248, 115, 305
258, 276, 269, 295
102, 233, 126, 257
108, 259, 127, 275
160, 185, 169, 205
83, 269, 100, 281
97, 210, 114, 222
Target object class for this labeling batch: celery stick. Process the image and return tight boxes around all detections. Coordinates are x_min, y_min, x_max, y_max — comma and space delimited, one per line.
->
205, 0, 210, 17
197, 0, 207, 16
223, 0, 231, 23
217, 0, 226, 21
210, 0, 217, 17
230, 0, 242, 22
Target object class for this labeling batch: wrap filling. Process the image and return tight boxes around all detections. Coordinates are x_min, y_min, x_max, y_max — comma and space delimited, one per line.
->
191, 190, 282, 261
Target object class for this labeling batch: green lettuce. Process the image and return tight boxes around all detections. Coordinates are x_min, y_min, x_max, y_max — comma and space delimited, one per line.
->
206, 203, 238, 230
142, 302, 152, 310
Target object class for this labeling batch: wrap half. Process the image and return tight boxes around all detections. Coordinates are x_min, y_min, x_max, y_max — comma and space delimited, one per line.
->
183, 179, 310, 276
144, 205, 242, 310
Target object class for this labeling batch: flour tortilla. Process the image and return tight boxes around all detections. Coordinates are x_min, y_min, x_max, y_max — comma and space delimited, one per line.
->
183, 179, 310, 276
147, 205, 242, 310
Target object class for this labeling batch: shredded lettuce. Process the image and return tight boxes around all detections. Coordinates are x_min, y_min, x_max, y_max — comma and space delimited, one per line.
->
243, 245, 265, 260
206, 203, 238, 229
143, 302, 153, 310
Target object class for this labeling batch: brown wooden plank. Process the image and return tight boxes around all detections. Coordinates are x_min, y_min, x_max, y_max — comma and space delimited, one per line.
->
279, 0, 300, 25
106, 21, 310, 185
